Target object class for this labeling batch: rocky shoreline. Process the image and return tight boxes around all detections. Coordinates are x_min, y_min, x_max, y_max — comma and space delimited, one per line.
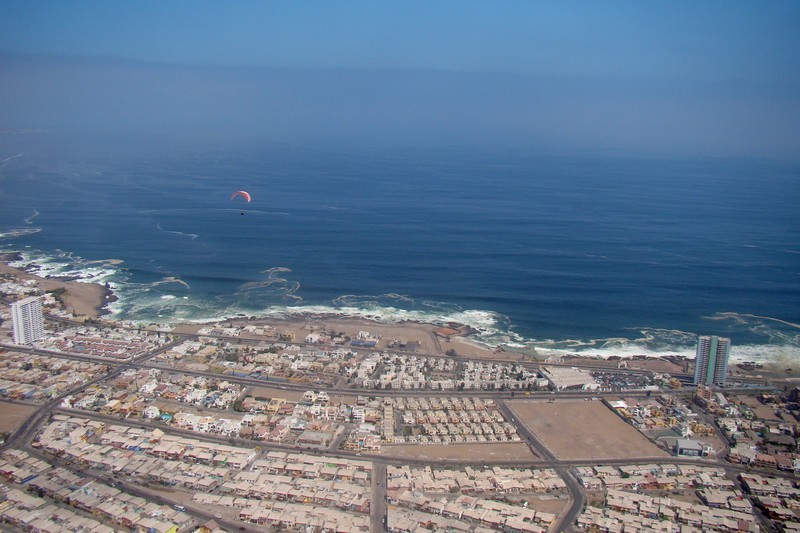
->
0, 254, 111, 320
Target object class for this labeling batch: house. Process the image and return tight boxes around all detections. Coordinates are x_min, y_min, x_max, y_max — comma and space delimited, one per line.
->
754, 453, 778, 469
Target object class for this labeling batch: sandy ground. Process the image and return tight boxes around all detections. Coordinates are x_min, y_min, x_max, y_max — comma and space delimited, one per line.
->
736, 396, 783, 422
296, 317, 444, 355
521, 495, 567, 515
509, 399, 669, 461
378, 442, 537, 462
0, 401, 38, 434
0, 258, 109, 320
174, 315, 507, 359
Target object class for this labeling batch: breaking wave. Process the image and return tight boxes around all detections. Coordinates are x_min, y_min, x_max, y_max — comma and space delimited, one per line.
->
2, 246, 799, 364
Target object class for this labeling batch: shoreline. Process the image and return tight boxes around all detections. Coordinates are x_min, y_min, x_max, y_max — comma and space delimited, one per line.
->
2, 255, 795, 371
0, 256, 508, 359
0, 254, 112, 321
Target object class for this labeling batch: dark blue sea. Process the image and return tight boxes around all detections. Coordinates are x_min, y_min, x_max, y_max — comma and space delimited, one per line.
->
2, 141, 799, 363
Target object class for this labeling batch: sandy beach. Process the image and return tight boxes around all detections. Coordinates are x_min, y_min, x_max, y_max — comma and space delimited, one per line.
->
0, 256, 111, 320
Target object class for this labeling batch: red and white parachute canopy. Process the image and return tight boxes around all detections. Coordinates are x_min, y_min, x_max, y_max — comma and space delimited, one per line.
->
231, 190, 252, 202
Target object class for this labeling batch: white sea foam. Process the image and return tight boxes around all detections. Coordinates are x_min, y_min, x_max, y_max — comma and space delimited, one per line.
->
86, 258, 125, 266
3, 247, 799, 365
0, 228, 41, 239
155, 224, 199, 240
121, 291, 800, 364
522, 326, 800, 364
707, 311, 800, 331
151, 277, 191, 290
0, 153, 23, 166
237, 267, 302, 302
527, 343, 698, 361
9, 249, 119, 286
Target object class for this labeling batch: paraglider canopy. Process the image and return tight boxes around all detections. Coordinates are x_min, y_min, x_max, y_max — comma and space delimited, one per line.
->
231, 191, 251, 202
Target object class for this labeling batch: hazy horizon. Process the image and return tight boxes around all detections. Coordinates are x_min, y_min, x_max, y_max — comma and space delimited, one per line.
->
2, 2, 799, 160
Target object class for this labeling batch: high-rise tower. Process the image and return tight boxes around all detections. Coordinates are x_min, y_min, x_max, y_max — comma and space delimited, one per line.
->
693, 335, 731, 387
10, 295, 44, 345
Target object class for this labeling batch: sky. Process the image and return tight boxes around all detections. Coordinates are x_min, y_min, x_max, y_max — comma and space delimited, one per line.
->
1, 1, 799, 158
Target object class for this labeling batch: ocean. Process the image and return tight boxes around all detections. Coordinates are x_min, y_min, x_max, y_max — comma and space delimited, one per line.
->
2, 141, 799, 364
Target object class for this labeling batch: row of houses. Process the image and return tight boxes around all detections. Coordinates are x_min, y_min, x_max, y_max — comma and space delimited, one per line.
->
34, 415, 376, 523
0, 351, 107, 403
139, 375, 243, 410
576, 464, 737, 494
419, 421, 518, 440
217, 474, 370, 513
36, 415, 256, 471
388, 464, 566, 495
402, 407, 504, 426
394, 396, 495, 412
460, 360, 540, 388
577, 488, 758, 532
48, 329, 163, 360
0, 488, 117, 533
0, 449, 192, 533
389, 490, 555, 533
232, 498, 370, 531
67, 376, 359, 448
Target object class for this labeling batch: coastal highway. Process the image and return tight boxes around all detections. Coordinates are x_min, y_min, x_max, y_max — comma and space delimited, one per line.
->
3, 342, 771, 402
33, 311, 787, 393
0, 341, 773, 400
4, 315, 777, 399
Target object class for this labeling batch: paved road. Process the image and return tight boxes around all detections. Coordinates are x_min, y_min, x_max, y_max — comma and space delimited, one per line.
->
370, 462, 388, 533
0, 339, 181, 451
500, 400, 586, 533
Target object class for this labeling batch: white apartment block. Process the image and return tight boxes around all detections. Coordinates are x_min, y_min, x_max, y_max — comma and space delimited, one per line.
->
11, 295, 44, 345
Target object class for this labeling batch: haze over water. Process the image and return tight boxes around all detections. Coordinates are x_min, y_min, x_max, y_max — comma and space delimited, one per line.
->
1, 3, 799, 363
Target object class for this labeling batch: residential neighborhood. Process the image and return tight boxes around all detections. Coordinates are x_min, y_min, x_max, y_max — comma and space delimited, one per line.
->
1, 272, 800, 533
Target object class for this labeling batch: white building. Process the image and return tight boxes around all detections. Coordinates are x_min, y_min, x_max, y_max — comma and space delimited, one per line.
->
11, 295, 44, 345
540, 366, 600, 391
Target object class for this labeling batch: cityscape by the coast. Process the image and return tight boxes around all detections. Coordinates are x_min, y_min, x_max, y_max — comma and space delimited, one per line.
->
1, 261, 799, 533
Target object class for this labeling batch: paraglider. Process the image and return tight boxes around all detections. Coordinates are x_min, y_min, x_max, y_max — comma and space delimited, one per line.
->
231, 191, 251, 202
231, 191, 251, 214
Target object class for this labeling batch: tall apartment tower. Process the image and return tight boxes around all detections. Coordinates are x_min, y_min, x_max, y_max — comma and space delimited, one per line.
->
693, 335, 731, 387
11, 295, 45, 345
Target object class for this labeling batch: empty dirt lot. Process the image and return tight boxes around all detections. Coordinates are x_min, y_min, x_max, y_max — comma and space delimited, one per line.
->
0, 402, 37, 434
509, 399, 669, 460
